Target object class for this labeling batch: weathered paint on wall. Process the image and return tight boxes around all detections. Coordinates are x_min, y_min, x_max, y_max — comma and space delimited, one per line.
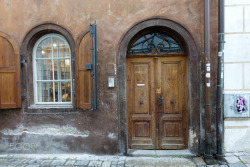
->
0, 0, 219, 154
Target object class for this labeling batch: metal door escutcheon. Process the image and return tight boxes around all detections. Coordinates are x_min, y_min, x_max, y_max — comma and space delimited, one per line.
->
159, 96, 162, 106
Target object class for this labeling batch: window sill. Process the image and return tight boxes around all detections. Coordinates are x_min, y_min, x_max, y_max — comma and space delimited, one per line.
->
28, 104, 73, 109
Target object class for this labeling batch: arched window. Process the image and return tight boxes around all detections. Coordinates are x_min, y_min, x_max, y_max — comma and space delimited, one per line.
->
33, 34, 72, 105
128, 30, 184, 55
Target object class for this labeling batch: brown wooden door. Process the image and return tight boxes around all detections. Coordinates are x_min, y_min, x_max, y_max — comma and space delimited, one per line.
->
126, 58, 156, 149
157, 57, 187, 149
127, 56, 187, 150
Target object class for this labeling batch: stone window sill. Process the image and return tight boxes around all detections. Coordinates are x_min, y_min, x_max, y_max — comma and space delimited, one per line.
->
28, 105, 73, 109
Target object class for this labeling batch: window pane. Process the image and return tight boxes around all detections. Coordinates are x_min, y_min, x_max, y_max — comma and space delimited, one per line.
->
61, 59, 70, 80
53, 59, 70, 80
52, 37, 59, 58
54, 60, 59, 80
36, 60, 53, 80
37, 82, 53, 102
59, 39, 70, 58
62, 82, 71, 102
54, 82, 71, 102
37, 38, 52, 58
55, 82, 59, 102
52, 37, 70, 58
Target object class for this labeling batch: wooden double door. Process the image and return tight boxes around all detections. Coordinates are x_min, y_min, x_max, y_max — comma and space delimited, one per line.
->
126, 56, 188, 149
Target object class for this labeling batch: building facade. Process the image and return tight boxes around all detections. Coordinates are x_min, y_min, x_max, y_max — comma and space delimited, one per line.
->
0, 0, 219, 155
224, 0, 250, 153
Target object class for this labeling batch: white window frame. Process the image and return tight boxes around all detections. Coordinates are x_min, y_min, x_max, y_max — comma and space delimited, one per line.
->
32, 33, 72, 105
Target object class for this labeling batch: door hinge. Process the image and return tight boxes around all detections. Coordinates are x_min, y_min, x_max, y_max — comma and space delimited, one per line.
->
21, 93, 26, 100
21, 59, 26, 67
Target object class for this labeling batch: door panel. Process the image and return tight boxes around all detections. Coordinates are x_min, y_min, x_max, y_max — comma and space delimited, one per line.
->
127, 57, 187, 150
164, 63, 180, 114
157, 57, 187, 149
127, 58, 156, 149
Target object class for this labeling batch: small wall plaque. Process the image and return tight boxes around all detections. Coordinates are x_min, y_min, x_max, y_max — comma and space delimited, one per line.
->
108, 77, 114, 88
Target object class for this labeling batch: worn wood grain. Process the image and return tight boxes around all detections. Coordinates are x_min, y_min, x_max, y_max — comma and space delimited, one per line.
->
76, 32, 92, 109
0, 33, 21, 109
127, 56, 187, 149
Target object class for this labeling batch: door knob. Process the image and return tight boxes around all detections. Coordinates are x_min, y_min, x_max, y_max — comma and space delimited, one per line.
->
139, 100, 143, 104
170, 100, 174, 104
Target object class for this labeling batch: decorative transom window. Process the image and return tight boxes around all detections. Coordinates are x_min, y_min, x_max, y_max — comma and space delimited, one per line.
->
128, 30, 183, 55
33, 34, 72, 105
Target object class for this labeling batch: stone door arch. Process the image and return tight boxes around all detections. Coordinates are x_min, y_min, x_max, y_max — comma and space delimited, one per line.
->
117, 18, 200, 154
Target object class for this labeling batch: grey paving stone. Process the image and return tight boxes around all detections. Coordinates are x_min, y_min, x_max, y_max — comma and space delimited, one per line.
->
65, 159, 76, 166
225, 153, 235, 157
28, 158, 41, 164
0, 164, 10, 167
193, 157, 206, 166
14, 165, 27, 167
220, 165, 228, 167
40, 159, 52, 165
102, 161, 112, 167
106, 156, 119, 162
0, 159, 8, 164
88, 160, 103, 167
8, 158, 23, 164
240, 156, 250, 164
119, 157, 126, 161
17, 158, 31, 164
112, 161, 118, 165
118, 161, 125, 164
26, 165, 40, 167
207, 165, 219, 167
50, 159, 67, 166
234, 153, 245, 157
75, 160, 90, 166
125, 164, 134, 167
117, 161, 125, 167
225, 157, 241, 164
228, 164, 246, 167
111, 165, 117, 167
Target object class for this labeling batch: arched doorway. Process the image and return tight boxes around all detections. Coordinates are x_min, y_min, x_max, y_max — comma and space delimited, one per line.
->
126, 28, 187, 149
117, 18, 200, 154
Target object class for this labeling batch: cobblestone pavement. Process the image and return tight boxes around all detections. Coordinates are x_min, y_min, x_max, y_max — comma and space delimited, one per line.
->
0, 152, 250, 167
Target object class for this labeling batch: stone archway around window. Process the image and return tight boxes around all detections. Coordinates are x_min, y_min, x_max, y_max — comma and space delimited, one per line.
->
21, 23, 75, 111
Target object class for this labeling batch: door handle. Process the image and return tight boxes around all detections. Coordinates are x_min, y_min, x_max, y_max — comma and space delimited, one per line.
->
159, 96, 162, 107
